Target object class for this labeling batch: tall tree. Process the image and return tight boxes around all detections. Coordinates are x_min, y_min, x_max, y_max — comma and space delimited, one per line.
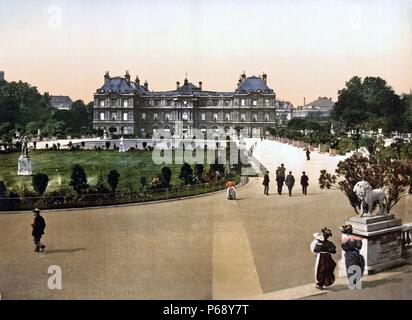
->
69, 164, 89, 194
107, 170, 120, 193
32, 173, 49, 196
332, 76, 404, 131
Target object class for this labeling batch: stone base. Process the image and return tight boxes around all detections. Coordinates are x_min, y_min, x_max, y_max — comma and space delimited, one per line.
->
338, 215, 405, 276
17, 156, 32, 175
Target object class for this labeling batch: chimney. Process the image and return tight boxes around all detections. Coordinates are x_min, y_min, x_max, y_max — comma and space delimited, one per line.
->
262, 72, 267, 83
303, 97, 306, 106
144, 80, 148, 90
241, 71, 246, 82
198, 81, 202, 90
176, 81, 180, 89
125, 70, 130, 83
135, 75, 140, 86
184, 77, 188, 85
104, 71, 110, 83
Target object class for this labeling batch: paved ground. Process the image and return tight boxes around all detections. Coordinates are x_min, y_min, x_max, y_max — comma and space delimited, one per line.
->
0, 139, 411, 299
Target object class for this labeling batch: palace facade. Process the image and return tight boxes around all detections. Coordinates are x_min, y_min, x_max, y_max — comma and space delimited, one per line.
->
92, 71, 293, 138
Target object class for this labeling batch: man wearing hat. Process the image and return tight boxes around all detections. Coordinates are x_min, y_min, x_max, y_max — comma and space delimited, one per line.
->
31, 208, 46, 252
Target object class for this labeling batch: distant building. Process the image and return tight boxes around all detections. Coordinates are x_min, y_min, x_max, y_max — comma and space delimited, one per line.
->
50, 95, 73, 110
292, 97, 335, 119
92, 71, 294, 137
0, 71, 4, 81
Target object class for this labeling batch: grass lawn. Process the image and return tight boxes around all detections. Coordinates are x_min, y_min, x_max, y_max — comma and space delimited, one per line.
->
0, 150, 216, 195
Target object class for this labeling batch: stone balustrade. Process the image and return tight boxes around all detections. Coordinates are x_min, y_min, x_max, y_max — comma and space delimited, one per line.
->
401, 223, 412, 258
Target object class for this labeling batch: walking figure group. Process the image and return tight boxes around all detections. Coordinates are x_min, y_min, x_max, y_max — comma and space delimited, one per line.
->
310, 225, 365, 290
262, 163, 309, 197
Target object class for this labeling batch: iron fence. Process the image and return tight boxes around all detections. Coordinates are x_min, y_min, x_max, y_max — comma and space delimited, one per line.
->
0, 176, 246, 212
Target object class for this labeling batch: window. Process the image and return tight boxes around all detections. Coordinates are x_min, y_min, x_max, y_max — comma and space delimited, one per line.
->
154, 113, 158, 121
252, 100, 257, 106
124, 127, 128, 134
99, 100, 105, 107
123, 100, 128, 107
100, 112, 105, 120
241, 99, 245, 106
111, 112, 117, 121
224, 100, 230, 107
253, 114, 257, 122
225, 114, 230, 121
213, 114, 218, 121
241, 114, 246, 121
123, 113, 128, 121
111, 99, 117, 107
142, 113, 146, 120
265, 99, 270, 107
265, 113, 269, 122
182, 126, 188, 133
165, 114, 170, 121
201, 113, 206, 121
182, 112, 188, 121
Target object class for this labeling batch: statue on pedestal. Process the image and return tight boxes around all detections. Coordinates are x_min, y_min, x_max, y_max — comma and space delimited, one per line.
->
119, 136, 126, 152
17, 136, 32, 175
353, 181, 386, 217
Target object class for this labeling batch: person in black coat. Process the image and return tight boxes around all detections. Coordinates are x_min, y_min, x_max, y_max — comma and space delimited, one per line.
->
341, 225, 365, 289
306, 148, 311, 161
300, 171, 309, 195
31, 208, 46, 252
262, 170, 270, 195
276, 173, 285, 195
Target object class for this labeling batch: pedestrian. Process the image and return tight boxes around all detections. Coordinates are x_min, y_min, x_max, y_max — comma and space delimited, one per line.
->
31, 208, 46, 252
285, 171, 295, 197
310, 228, 337, 290
276, 163, 286, 179
341, 225, 365, 289
226, 178, 236, 200
276, 173, 285, 195
306, 148, 311, 161
262, 170, 270, 195
300, 171, 309, 195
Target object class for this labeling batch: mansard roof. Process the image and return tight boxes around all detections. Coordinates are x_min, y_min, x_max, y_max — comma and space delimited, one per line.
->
97, 77, 148, 95
235, 76, 274, 94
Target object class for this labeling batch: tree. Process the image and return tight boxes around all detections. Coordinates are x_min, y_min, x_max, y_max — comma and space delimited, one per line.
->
160, 166, 172, 188
319, 155, 411, 214
96, 174, 109, 194
179, 162, 193, 185
69, 164, 89, 194
332, 76, 404, 131
107, 170, 120, 193
32, 173, 49, 196
194, 163, 204, 182
140, 176, 147, 191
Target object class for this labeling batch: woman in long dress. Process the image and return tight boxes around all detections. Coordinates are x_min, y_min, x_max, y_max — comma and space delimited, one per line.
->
310, 228, 337, 290
341, 224, 365, 288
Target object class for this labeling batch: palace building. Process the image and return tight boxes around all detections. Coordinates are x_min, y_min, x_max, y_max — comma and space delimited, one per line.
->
92, 71, 293, 138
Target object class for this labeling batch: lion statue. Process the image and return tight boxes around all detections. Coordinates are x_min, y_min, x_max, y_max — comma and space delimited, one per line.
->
353, 181, 386, 217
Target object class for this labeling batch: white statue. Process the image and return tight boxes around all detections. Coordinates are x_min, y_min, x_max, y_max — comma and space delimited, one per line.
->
353, 181, 386, 217
119, 136, 126, 152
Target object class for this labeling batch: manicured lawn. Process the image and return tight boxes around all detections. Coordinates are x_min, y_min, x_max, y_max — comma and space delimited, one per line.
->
0, 150, 210, 194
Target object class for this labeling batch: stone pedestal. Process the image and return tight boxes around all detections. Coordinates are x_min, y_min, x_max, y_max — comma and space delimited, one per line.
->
338, 215, 405, 277
17, 155, 32, 175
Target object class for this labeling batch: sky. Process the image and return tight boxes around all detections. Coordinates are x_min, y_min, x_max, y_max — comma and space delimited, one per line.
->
0, 0, 411, 106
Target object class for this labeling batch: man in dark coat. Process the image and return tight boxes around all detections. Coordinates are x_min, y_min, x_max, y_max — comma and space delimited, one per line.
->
306, 148, 311, 161
285, 171, 295, 197
276, 164, 286, 195
31, 208, 46, 252
300, 171, 309, 195
341, 225, 365, 289
262, 170, 270, 195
